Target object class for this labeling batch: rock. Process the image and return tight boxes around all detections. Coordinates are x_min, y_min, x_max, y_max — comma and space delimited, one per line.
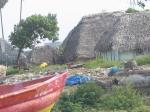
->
124, 60, 138, 70
119, 75, 149, 87
29, 45, 58, 64
0, 39, 27, 65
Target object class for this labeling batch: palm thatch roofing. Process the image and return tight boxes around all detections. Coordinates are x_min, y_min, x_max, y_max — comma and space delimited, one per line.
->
95, 11, 150, 53
0, 0, 8, 9
63, 11, 150, 62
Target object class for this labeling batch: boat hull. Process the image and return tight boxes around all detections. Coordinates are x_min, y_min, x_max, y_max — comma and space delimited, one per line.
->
0, 72, 68, 112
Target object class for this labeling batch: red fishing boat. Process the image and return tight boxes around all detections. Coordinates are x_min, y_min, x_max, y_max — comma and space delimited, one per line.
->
0, 71, 68, 112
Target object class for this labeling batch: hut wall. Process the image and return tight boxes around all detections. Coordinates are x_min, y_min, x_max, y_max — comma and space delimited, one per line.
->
100, 50, 136, 61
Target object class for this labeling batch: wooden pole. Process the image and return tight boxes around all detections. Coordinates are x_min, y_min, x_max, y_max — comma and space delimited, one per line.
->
20, 0, 23, 22
0, 9, 4, 40
0, 8, 5, 53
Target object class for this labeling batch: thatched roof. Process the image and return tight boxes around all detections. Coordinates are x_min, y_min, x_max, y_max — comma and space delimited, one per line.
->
0, 0, 8, 9
63, 11, 125, 61
63, 11, 150, 62
95, 11, 150, 52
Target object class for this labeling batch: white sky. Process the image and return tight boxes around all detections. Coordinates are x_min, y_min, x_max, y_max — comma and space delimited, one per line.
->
0, 0, 149, 42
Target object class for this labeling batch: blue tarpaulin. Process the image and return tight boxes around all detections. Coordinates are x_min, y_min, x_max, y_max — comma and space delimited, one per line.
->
108, 66, 120, 76
66, 74, 91, 86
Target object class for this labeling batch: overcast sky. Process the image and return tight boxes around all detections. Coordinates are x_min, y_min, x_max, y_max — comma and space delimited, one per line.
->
0, 0, 149, 43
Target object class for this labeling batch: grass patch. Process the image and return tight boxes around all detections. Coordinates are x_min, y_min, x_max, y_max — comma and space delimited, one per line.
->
6, 67, 24, 75
135, 55, 150, 66
100, 85, 143, 110
29, 64, 67, 73
84, 58, 122, 69
52, 83, 148, 112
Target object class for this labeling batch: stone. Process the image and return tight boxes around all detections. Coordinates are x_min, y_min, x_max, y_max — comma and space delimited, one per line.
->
29, 45, 58, 64
124, 60, 138, 70
0, 39, 27, 65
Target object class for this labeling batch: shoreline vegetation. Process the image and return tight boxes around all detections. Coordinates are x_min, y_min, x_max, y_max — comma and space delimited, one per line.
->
3, 55, 150, 111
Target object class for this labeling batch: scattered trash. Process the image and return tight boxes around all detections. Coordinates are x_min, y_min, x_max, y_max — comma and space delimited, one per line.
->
124, 59, 138, 71
40, 62, 48, 68
107, 66, 120, 76
66, 74, 91, 86
67, 63, 84, 69
0, 65, 7, 78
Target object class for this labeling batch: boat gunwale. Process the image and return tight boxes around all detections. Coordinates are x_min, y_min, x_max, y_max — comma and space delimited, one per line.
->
0, 71, 67, 98
0, 71, 68, 109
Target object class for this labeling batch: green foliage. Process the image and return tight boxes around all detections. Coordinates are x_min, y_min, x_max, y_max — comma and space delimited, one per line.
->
100, 85, 143, 110
10, 14, 58, 49
135, 55, 150, 65
52, 93, 83, 112
52, 83, 146, 112
84, 58, 121, 69
60, 102, 83, 112
72, 82, 105, 106
126, 8, 139, 13
130, 0, 148, 8
132, 106, 150, 112
9, 14, 59, 64
52, 83, 105, 112
6, 67, 23, 75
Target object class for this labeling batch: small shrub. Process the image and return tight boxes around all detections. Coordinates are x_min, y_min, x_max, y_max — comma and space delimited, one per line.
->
52, 93, 83, 112
61, 102, 83, 112
135, 55, 150, 65
100, 85, 143, 110
52, 83, 106, 111
52, 83, 145, 112
126, 8, 139, 13
132, 106, 150, 112
73, 82, 106, 106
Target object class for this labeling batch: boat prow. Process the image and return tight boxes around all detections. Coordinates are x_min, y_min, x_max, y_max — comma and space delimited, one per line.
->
0, 71, 68, 112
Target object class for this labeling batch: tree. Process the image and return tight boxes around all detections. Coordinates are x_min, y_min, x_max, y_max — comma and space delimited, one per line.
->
130, 0, 149, 8
126, 8, 139, 13
20, 0, 23, 22
9, 14, 59, 65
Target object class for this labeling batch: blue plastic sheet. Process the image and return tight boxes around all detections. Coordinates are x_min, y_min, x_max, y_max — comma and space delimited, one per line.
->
108, 66, 120, 76
66, 74, 91, 86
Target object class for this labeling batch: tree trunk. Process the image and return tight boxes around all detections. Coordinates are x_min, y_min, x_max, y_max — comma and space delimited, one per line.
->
16, 48, 22, 67
0, 9, 5, 53
20, 0, 23, 22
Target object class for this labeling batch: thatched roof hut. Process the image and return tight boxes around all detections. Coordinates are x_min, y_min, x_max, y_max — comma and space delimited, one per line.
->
63, 11, 150, 62
95, 11, 150, 53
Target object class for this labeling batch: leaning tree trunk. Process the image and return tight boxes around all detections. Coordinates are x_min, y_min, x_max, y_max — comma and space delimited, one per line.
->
16, 48, 23, 67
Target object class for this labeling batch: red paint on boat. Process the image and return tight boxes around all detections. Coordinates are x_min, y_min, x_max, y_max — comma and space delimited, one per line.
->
0, 71, 68, 112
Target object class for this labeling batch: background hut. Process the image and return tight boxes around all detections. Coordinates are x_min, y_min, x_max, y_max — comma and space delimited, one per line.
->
95, 11, 150, 61
63, 11, 150, 62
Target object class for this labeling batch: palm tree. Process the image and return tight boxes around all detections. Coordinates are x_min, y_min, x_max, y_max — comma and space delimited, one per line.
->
20, 0, 23, 22
0, 8, 5, 53
130, 0, 146, 8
